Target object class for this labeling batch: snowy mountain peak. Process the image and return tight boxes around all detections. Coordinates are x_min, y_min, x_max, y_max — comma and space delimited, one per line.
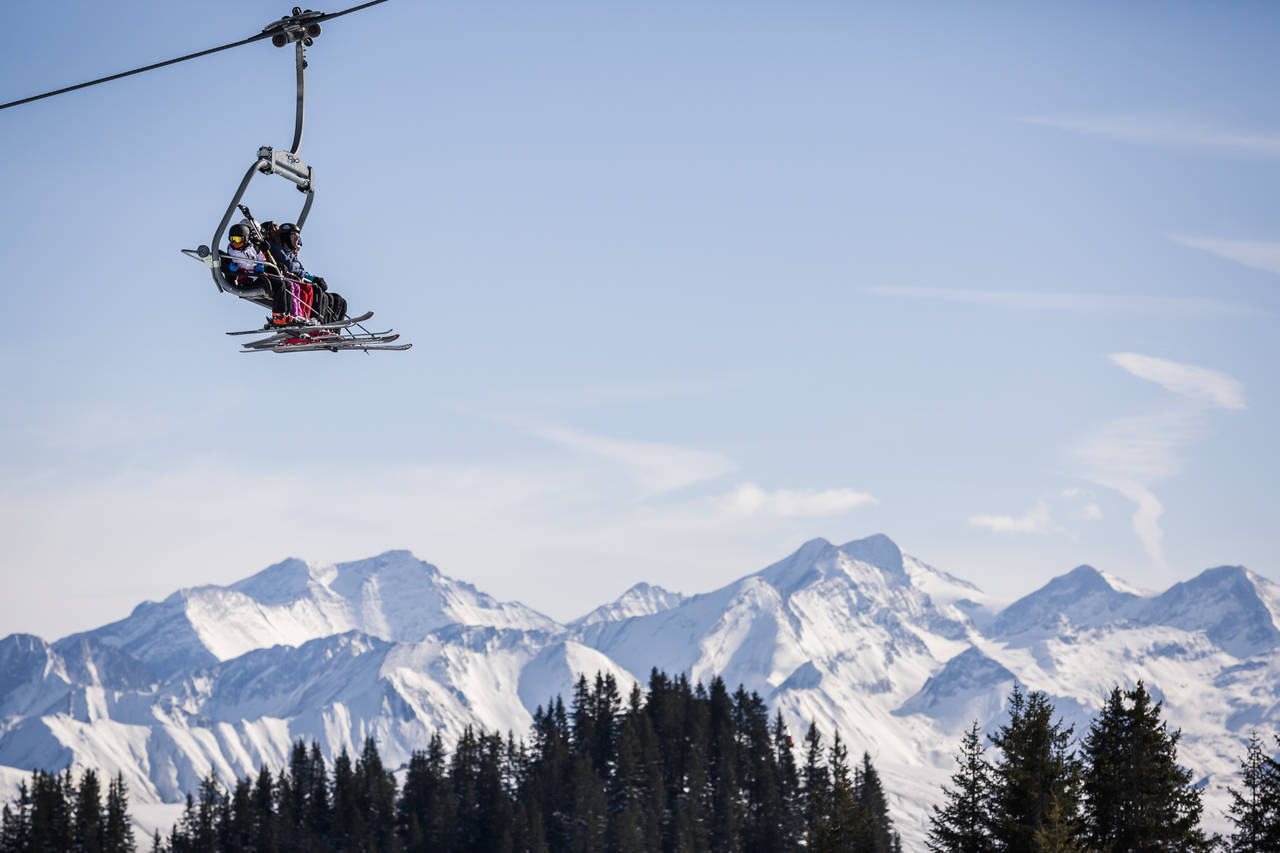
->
758, 537, 839, 592
1060, 564, 1110, 588
229, 557, 326, 606
896, 646, 1017, 733
60, 550, 556, 680
990, 564, 1140, 640
571, 582, 687, 627
839, 533, 906, 579
1138, 565, 1280, 658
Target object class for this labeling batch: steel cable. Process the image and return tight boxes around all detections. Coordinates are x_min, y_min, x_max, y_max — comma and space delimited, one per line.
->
0, 0, 390, 113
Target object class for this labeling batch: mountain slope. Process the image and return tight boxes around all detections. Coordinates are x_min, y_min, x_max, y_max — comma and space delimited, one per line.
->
56, 551, 557, 680
1, 538, 1276, 847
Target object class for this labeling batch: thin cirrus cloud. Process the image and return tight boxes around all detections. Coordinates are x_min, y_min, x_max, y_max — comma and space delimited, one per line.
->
1172, 235, 1280, 278
717, 483, 878, 518
866, 285, 1259, 317
968, 500, 1052, 534
1108, 353, 1246, 411
1023, 113, 1280, 158
1072, 353, 1245, 569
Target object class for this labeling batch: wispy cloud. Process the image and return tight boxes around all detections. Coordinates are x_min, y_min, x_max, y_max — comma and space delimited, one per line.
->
0, 452, 877, 638
969, 500, 1052, 534
1075, 411, 1199, 486
867, 285, 1260, 317
530, 425, 735, 494
464, 376, 750, 409
1173, 235, 1280, 277
1108, 353, 1246, 411
716, 483, 877, 518
1071, 354, 1245, 568
1024, 114, 1280, 158
1060, 487, 1103, 520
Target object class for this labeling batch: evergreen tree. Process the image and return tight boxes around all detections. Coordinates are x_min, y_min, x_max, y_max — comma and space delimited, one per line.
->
74, 768, 105, 853
1264, 733, 1280, 849
399, 733, 455, 852
731, 689, 785, 853
288, 741, 330, 851
104, 774, 136, 853
0, 780, 32, 852
355, 737, 400, 853
330, 748, 368, 852
801, 721, 829, 844
248, 765, 277, 853
449, 726, 515, 853
2, 769, 139, 853
564, 750, 606, 853
607, 686, 663, 853
173, 769, 226, 853
1227, 730, 1280, 852
771, 711, 803, 850
511, 797, 549, 853
525, 700, 572, 851
1081, 682, 1210, 852
810, 731, 862, 853
28, 770, 76, 852
927, 721, 996, 853
706, 677, 741, 853
670, 679, 712, 853
1033, 794, 1082, 853
988, 685, 1081, 852
855, 752, 895, 853
570, 677, 598, 773
222, 777, 253, 853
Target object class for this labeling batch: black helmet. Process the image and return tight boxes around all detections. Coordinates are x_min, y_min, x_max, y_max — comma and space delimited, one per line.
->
229, 223, 251, 247
277, 220, 302, 247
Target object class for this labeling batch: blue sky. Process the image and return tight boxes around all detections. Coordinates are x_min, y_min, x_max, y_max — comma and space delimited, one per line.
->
1, 1, 1277, 639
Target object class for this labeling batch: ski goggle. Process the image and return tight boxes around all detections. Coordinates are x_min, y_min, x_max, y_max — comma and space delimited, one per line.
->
229, 235, 248, 245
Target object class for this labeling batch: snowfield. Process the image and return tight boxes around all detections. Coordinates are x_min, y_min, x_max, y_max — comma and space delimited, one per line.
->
1, 535, 1277, 847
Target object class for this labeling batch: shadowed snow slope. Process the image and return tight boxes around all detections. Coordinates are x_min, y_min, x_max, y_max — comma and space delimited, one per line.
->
2, 538, 1277, 848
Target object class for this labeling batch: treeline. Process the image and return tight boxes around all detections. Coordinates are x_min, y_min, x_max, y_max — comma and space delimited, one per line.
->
927, 681, 1280, 853
0, 768, 135, 852
1, 670, 900, 852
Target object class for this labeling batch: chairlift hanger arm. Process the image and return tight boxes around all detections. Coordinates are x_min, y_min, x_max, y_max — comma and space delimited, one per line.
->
0, 0, 391, 113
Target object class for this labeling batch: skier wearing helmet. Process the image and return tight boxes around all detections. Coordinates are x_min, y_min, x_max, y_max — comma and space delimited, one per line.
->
269, 223, 348, 324
226, 223, 296, 327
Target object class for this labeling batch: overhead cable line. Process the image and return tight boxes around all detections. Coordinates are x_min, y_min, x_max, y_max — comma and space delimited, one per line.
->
0, 0, 390, 113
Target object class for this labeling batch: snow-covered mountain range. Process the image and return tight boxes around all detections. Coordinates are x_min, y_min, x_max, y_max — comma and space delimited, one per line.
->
2, 535, 1277, 846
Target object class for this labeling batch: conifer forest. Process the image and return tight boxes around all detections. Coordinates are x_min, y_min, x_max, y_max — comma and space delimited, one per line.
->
2, 672, 1279, 852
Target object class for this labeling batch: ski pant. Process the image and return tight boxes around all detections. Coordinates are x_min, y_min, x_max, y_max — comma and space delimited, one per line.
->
236, 274, 290, 315
308, 285, 347, 323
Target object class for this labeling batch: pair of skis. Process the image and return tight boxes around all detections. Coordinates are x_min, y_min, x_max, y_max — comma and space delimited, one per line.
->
227, 311, 411, 353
